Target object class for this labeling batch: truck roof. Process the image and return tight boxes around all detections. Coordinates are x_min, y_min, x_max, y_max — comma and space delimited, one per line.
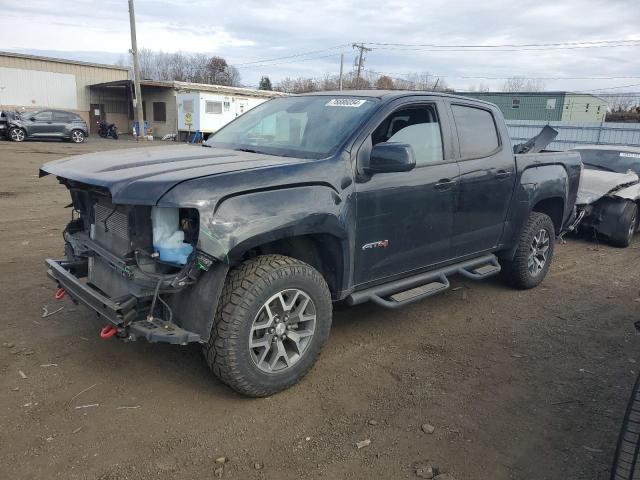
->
297, 90, 497, 107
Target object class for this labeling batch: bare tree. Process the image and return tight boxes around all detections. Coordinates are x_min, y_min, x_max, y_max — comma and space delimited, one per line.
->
118, 50, 241, 86
502, 76, 545, 92
469, 81, 491, 92
376, 75, 395, 90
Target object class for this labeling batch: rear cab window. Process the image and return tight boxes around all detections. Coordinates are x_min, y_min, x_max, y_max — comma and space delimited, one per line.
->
451, 104, 500, 159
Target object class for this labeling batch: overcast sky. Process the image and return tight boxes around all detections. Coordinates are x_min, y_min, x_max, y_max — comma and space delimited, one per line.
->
2, 0, 639, 92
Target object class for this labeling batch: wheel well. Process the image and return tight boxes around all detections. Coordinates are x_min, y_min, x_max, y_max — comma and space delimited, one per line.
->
532, 197, 564, 234
239, 234, 344, 297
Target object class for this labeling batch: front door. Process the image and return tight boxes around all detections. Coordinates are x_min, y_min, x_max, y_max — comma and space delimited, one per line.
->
29, 111, 54, 136
354, 101, 459, 285
449, 103, 516, 256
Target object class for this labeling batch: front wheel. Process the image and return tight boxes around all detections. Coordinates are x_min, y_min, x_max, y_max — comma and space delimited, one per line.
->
501, 211, 556, 290
204, 255, 332, 397
9, 127, 26, 142
609, 201, 638, 248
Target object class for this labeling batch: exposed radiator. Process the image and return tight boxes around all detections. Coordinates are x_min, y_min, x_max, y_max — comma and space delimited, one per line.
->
89, 201, 132, 297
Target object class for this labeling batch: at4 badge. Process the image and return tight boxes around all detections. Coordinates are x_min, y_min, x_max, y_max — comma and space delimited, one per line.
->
361, 239, 389, 251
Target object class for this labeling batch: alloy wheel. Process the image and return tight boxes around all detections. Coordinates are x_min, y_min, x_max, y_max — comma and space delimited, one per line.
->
249, 289, 316, 373
71, 130, 85, 143
629, 213, 637, 243
527, 228, 550, 276
10, 128, 25, 142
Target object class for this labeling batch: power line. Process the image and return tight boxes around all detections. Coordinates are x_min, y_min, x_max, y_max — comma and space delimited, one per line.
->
575, 83, 640, 92
232, 44, 349, 67
367, 70, 640, 81
234, 53, 344, 70
360, 39, 640, 51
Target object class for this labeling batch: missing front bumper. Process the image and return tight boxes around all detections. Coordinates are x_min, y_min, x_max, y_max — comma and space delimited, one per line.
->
45, 258, 201, 344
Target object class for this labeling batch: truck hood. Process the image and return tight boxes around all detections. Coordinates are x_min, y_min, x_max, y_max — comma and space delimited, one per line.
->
40, 144, 310, 204
577, 169, 640, 205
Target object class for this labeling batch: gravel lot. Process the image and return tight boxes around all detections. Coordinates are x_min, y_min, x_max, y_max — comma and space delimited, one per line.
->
1, 137, 639, 480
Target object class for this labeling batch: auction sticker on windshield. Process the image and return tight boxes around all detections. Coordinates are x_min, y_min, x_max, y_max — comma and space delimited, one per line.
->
326, 98, 368, 107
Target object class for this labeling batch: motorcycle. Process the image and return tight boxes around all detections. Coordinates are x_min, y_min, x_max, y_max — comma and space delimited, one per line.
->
97, 120, 118, 139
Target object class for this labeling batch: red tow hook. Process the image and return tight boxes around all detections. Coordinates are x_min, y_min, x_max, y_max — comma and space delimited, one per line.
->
55, 287, 66, 300
100, 325, 118, 340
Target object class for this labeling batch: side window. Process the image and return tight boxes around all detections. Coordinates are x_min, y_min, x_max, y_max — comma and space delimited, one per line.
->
54, 112, 71, 122
451, 105, 500, 159
371, 105, 444, 166
34, 111, 52, 121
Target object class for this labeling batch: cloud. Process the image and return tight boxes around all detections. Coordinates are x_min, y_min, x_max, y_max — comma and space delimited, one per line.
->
1, 0, 639, 90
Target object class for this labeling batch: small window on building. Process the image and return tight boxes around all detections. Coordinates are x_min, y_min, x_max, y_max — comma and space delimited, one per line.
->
512, 99, 520, 109
183, 99, 194, 113
152, 102, 166, 122
224, 101, 231, 112
206, 101, 223, 114
546, 98, 556, 110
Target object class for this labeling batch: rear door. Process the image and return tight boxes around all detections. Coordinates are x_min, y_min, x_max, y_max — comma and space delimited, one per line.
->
354, 99, 459, 285
52, 111, 72, 136
449, 103, 516, 257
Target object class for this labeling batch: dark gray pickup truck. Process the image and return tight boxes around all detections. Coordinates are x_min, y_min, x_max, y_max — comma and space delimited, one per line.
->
41, 91, 581, 396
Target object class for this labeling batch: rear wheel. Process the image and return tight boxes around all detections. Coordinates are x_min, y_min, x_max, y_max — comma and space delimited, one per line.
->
501, 211, 555, 289
9, 127, 25, 142
70, 129, 85, 143
609, 201, 638, 248
203, 254, 332, 397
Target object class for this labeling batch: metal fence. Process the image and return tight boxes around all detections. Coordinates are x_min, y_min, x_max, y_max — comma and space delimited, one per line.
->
506, 120, 640, 150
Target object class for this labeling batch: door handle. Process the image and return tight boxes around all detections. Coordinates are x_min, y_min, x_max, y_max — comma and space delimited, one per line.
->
434, 178, 455, 190
495, 169, 512, 179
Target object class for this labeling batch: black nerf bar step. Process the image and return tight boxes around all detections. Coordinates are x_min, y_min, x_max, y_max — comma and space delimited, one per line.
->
346, 254, 501, 309
46, 258, 137, 326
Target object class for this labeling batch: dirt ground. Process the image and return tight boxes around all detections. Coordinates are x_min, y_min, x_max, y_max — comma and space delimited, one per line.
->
1, 137, 639, 480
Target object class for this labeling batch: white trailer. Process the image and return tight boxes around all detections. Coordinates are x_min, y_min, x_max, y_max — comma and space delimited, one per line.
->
177, 92, 267, 137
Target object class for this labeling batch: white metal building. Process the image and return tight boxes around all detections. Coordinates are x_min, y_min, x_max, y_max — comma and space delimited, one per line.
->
0, 51, 129, 133
90, 79, 285, 139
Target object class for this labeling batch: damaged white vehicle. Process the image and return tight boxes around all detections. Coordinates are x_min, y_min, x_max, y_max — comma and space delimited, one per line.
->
573, 146, 640, 247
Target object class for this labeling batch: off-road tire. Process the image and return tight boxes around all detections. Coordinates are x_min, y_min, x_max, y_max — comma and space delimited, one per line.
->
609, 201, 638, 248
203, 254, 332, 397
611, 371, 640, 479
501, 211, 555, 290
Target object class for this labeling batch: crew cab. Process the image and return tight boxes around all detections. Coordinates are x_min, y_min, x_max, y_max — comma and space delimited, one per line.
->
40, 91, 581, 396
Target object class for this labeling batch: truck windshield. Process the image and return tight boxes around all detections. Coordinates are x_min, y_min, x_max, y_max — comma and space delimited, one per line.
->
205, 96, 379, 159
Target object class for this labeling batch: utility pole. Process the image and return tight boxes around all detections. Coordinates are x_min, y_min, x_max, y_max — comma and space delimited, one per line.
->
352, 43, 372, 89
339, 53, 344, 91
128, 0, 145, 141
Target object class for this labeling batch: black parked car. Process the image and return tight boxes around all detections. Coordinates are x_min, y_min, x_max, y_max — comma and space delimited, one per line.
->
8, 110, 88, 143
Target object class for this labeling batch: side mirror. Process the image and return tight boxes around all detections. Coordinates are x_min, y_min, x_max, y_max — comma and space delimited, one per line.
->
30, 117, 36, 122
366, 142, 416, 174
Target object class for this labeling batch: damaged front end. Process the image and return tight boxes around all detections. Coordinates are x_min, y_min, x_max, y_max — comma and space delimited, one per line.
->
46, 178, 227, 344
